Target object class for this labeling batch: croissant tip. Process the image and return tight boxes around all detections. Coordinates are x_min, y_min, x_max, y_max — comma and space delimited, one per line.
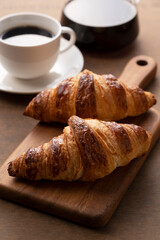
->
8, 162, 17, 177
23, 106, 30, 116
153, 95, 157, 105
68, 115, 81, 121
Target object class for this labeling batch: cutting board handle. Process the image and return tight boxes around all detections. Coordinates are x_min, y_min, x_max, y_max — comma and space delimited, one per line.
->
119, 55, 157, 89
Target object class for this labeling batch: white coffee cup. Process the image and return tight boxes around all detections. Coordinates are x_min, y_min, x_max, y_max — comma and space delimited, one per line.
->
0, 12, 76, 79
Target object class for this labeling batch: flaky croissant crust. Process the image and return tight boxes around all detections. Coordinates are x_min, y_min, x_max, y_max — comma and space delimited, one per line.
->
8, 116, 152, 181
24, 69, 156, 123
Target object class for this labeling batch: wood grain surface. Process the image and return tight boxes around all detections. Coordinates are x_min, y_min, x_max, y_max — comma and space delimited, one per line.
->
119, 55, 157, 88
0, 57, 159, 228
0, 0, 160, 239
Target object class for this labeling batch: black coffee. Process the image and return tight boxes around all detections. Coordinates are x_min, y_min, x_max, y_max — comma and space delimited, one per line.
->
1, 26, 54, 46
64, 0, 137, 27
61, 0, 139, 50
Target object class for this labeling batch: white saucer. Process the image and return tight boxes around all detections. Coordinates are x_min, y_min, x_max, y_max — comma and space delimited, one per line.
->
0, 38, 84, 94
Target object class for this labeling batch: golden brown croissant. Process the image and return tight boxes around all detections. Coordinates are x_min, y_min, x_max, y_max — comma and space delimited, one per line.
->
8, 116, 152, 181
24, 70, 156, 123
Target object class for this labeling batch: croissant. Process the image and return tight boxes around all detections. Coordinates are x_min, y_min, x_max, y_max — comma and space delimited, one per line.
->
8, 116, 152, 181
24, 70, 156, 123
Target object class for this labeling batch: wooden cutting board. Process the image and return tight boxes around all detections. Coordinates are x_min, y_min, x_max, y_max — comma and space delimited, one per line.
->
0, 55, 159, 228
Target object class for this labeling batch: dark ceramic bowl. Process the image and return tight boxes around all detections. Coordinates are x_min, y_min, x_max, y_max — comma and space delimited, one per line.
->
61, 0, 139, 51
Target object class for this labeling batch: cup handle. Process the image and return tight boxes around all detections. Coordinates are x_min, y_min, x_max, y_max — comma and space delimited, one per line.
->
59, 26, 76, 53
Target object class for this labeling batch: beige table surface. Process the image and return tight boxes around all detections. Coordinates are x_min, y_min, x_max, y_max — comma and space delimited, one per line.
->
0, 0, 160, 239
